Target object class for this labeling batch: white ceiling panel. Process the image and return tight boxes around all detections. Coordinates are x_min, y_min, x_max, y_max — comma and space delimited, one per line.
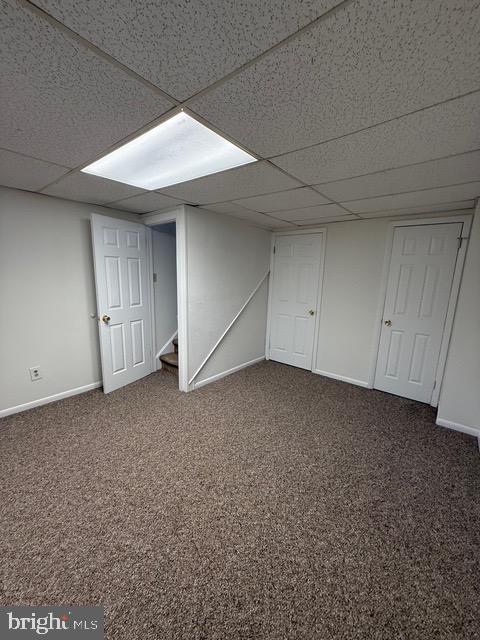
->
272, 92, 480, 185
41, 172, 144, 204
357, 201, 475, 219
32, 0, 343, 101
234, 187, 329, 212
276, 203, 351, 222
344, 183, 480, 214
161, 161, 301, 204
0, 1, 173, 168
317, 151, 480, 203
191, 0, 480, 156
203, 202, 253, 215
0, 148, 69, 191
206, 207, 294, 229
295, 214, 358, 225
107, 191, 187, 213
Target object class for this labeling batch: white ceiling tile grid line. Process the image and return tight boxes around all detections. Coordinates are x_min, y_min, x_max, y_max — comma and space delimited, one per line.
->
21, 0, 181, 106
333, 178, 480, 206
313, 148, 480, 200
29, 0, 350, 102
189, 1, 480, 157
1, 0, 479, 218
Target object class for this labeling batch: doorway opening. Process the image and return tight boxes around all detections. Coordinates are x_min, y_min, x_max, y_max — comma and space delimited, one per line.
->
151, 221, 178, 381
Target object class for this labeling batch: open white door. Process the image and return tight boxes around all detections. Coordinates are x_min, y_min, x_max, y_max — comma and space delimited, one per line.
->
91, 213, 153, 393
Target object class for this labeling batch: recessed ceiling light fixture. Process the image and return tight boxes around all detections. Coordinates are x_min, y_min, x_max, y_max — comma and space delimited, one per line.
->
81, 111, 257, 190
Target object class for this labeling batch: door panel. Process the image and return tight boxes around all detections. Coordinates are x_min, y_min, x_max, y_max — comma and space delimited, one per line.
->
269, 234, 322, 370
374, 223, 461, 402
91, 213, 153, 393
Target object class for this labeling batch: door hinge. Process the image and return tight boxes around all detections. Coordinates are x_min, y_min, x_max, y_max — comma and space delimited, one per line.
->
273, 245, 276, 254
433, 380, 436, 390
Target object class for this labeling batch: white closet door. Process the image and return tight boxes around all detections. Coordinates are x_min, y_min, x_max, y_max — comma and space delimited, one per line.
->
91, 213, 153, 393
269, 233, 322, 370
374, 222, 461, 403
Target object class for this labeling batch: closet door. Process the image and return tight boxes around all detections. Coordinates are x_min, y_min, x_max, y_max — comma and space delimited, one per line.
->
374, 222, 461, 403
269, 233, 322, 370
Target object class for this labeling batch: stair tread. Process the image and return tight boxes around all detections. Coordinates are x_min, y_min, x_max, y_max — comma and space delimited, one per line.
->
160, 352, 178, 367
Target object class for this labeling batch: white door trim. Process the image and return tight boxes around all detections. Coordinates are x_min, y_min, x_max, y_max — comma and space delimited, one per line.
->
145, 225, 157, 374
266, 228, 327, 372
369, 214, 472, 406
143, 205, 189, 392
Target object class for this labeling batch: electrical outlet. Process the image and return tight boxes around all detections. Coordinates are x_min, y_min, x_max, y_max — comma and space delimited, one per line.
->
29, 366, 42, 381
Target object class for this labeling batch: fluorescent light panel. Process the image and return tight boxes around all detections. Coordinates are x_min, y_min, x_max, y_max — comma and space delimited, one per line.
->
82, 112, 257, 190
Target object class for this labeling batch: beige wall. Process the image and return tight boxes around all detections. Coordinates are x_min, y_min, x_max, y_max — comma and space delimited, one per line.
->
0, 187, 132, 414
437, 205, 480, 433
186, 206, 271, 386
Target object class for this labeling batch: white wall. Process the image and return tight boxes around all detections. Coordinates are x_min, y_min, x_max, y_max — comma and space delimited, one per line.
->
437, 205, 480, 434
314, 218, 391, 385
152, 223, 177, 360
0, 186, 133, 414
185, 206, 271, 387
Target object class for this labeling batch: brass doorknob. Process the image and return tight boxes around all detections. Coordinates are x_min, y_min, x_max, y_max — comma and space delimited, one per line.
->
308, 309, 315, 316
384, 320, 392, 326
101, 314, 111, 324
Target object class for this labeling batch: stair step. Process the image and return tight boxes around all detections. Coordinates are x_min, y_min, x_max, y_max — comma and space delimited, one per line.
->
160, 351, 178, 375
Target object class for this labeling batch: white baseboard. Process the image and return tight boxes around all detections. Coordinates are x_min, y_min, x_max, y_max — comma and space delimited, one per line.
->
0, 381, 102, 418
313, 369, 370, 388
436, 417, 480, 438
193, 357, 265, 390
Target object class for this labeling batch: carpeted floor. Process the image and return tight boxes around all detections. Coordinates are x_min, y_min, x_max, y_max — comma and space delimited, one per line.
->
1, 361, 479, 639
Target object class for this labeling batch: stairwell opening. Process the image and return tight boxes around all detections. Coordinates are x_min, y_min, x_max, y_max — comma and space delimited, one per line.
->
152, 221, 179, 382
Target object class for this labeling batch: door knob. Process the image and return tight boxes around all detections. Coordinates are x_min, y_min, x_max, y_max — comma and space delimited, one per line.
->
308, 309, 315, 316
101, 314, 111, 324
384, 319, 392, 326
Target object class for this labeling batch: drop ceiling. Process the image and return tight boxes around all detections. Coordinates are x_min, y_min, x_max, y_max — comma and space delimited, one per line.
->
0, 0, 479, 229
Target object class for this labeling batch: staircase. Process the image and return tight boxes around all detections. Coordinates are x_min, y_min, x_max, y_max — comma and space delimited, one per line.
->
160, 337, 178, 375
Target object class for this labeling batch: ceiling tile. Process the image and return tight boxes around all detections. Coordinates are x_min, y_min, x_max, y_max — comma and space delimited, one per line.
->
107, 191, 187, 213
191, 0, 480, 156
272, 92, 480, 185
220, 208, 293, 229
41, 172, 144, 204
0, 1, 173, 168
161, 161, 301, 205
203, 202, 252, 215
317, 151, 480, 202
0, 148, 69, 191
276, 203, 350, 222
234, 187, 330, 212
343, 182, 480, 214
357, 201, 475, 219
295, 214, 358, 225
32, 0, 342, 101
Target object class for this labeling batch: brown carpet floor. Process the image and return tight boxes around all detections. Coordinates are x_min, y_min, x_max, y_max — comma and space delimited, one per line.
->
1, 361, 479, 639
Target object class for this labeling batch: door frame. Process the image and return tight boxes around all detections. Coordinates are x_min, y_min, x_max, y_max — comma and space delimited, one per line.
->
265, 228, 327, 372
142, 206, 189, 392
369, 213, 473, 406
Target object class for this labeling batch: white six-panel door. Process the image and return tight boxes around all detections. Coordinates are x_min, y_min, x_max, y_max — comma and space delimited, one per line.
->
269, 233, 322, 370
91, 214, 153, 393
374, 222, 462, 403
